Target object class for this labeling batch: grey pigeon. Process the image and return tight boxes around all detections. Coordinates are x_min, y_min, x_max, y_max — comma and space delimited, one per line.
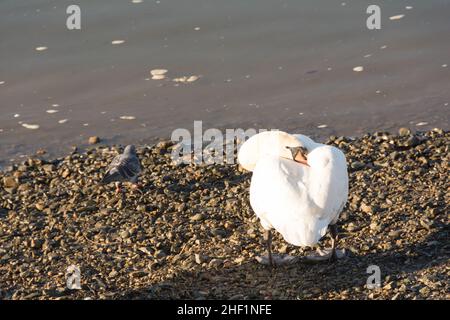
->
102, 145, 141, 191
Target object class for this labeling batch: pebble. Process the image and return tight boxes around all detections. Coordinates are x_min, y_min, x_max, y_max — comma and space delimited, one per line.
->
208, 259, 223, 268
407, 137, 422, 149
2, 177, 18, 188
350, 161, 365, 170
109, 270, 118, 277
369, 221, 379, 231
187, 76, 199, 82
388, 230, 401, 238
42, 164, 55, 173
30, 239, 43, 249
22, 124, 40, 130
152, 75, 166, 80
88, 136, 100, 145
194, 253, 203, 264
398, 127, 411, 136
389, 14, 405, 21
190, 213, 205, 221
151, 69, 168, 76
120, 230, 130, 239
360, 203, 373, 214
353, 66, 364, 72
155, 250, 166, 259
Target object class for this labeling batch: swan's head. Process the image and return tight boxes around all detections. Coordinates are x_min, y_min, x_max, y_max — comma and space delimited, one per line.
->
237, 131, 313, 171
286, 145, 309, 166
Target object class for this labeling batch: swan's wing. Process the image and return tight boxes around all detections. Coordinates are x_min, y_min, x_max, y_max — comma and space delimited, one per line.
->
329, 147, 349, 224
250, 156, 330, 246
308, 145, 349, 225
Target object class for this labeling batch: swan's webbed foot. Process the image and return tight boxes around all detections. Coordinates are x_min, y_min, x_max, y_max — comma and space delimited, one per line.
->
304, 248, 346, 263
304, 225, 345, 263
256, 230, 300, 266
255, 254, 299, 266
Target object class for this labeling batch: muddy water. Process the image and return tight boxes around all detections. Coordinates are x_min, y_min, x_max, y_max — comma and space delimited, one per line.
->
0, 0, 449, 168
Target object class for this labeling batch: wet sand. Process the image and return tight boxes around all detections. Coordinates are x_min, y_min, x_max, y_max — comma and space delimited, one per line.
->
1, 0, 449, 168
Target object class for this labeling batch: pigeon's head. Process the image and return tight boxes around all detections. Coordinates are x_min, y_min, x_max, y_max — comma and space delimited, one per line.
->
124, 145, 137, 155
285, 145, 309, 166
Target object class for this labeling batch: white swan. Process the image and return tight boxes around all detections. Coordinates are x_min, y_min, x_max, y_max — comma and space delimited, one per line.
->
238, 131, 348, 266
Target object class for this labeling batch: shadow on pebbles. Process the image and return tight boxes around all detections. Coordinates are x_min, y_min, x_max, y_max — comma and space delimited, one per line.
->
0, 128, 448, 300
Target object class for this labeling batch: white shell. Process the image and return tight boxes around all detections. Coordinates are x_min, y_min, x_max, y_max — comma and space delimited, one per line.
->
389, 14, 405, 21
150, 69, 168, 76
120, 116, 136, 120
151, 75, 166, 80
22, 123, 40, 130
187, 75, 199, 82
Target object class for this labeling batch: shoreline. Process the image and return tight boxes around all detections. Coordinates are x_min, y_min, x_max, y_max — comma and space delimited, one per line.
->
1, 123, 447, 171
0, 128, 448, 299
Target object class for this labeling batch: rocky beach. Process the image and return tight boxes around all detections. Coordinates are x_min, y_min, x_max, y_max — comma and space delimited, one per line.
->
0, 128, 448, 300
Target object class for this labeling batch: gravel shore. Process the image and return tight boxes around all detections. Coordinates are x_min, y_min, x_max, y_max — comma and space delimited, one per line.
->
0, 129, 448, 300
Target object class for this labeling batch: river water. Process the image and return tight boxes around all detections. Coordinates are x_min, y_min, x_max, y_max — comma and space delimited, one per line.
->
0, 0, 449, 168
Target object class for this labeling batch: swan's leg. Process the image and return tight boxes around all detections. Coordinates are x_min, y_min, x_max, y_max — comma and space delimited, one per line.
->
263, 230, 274, 267
329, 224, 338, 262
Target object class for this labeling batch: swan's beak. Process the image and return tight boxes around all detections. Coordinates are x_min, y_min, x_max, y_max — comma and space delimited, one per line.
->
286, 146, 310, 167
296, 157, 309, 167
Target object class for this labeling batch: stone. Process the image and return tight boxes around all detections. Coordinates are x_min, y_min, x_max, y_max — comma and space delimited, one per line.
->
360, 203, 373, 214
351, 161, 365, 170
398, 127, 411, 136
88, 136, 100, 145
2, 177, 18, 189
42, 164, 55, 173
190, 213, 205, 221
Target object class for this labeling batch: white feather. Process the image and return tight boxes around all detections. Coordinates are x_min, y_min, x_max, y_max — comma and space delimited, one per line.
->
239, 131, 348, 247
